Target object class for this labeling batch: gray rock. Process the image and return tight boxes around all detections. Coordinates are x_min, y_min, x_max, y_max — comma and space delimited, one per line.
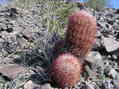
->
111, 54, 118, 60
102, 80, 114, 89
112, 80, 119, 89
85, 51, 103, 65
24, 80, 41, 89
108, 69, 118, 79
102, 37, 119, 52
0, 64, 28, 79
40, 83, 53, 89
86, 81, 97, 89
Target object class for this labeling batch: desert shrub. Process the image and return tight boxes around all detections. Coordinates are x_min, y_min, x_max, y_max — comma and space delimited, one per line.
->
87, 0, 106, 10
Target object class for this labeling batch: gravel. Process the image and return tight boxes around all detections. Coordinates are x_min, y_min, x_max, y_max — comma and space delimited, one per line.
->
0, 3, 118, 89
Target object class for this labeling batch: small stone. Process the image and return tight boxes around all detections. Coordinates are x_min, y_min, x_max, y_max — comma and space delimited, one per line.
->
109, 69, 118, 79
113, 80, 119, 88
112, 54, 118, 59
85, 51, 103, 65
102, 80, 114, 89
86, 81, 97, 89
103, 37, 119, 52
22, 30, 33, 41
40, 83, 53, 89
24, 80, 41, 89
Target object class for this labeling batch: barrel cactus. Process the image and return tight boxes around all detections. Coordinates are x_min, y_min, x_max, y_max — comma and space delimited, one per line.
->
65, 10, 97, 58
49, 53, 82, 88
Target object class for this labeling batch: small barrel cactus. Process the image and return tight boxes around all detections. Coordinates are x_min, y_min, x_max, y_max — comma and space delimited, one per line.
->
49, 53, 82, 88
65, 10, 97, 58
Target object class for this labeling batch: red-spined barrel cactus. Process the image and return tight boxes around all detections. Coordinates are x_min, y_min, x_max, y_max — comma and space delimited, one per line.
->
65, 10, 97, 58
49, 53, 82, 88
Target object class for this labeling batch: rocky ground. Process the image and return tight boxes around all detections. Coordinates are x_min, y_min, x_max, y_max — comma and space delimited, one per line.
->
0, 2, 119, 89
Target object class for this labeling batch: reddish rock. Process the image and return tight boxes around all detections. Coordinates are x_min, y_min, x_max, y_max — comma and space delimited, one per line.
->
0, 64, 27, 79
